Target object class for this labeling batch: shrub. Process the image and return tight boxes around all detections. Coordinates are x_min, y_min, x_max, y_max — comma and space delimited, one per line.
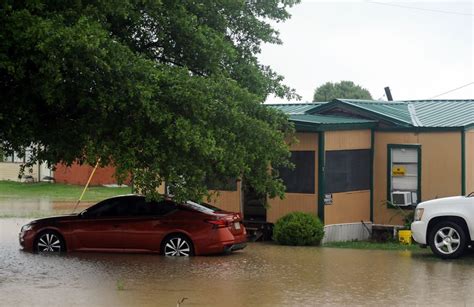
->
273, 212, 325, 246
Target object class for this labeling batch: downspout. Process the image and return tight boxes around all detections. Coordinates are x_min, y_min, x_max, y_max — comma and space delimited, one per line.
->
370, 129, 375, 222
461, 129, 466, 195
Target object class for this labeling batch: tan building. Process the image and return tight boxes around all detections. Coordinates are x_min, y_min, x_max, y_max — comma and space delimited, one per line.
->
0, 148, 53, 182
208, 99, 474, 233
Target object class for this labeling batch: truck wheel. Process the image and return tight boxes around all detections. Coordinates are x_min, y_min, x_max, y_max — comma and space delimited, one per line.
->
428, 221, 466, 259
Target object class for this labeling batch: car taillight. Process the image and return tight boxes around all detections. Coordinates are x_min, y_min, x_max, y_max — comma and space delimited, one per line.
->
205, 219, 229, 228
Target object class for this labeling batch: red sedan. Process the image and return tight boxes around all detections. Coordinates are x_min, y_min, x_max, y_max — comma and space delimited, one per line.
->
19, 195, 247, 256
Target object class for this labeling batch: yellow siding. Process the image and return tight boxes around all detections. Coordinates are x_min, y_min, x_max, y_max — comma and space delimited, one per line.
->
323, 129, 371, 224
325, 190, 371, 224
267, 193, 318, 223
157, 183, 166, 194
207, 181, 242, 213
467, 130, 474, 194
0, 162, 40, 181
288, 132, 318, 151
373, 131, 462, 225
325, 130, 371, 150
267, 132, 319, 223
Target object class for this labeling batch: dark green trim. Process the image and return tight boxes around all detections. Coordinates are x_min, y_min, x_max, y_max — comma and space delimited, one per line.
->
376, 127, 464, 132
464, 123, 474, 130
369, 129, 375, 222
317, 132, 325, 223
291, 121, 377, 132
461, 130, 466, 195
386, 144, 422, 208
418, 146, 422, 202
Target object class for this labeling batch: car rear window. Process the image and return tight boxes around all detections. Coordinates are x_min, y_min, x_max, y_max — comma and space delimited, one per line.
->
183, 201, 222, 213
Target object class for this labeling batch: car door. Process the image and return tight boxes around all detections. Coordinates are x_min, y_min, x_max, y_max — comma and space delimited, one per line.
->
120, 198, 178, 252
70, 197, 127, 251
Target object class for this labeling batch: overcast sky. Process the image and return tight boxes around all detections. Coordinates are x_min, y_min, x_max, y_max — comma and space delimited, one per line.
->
260, 0, 473, 103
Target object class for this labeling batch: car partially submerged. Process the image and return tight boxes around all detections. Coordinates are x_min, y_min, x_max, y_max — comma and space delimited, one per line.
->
19, 194, 246, 256
411, 193, 474, 259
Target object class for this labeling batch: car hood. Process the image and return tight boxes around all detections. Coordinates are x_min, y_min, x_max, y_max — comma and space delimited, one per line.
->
418, 196, 467, 208
30, 214, 80, 225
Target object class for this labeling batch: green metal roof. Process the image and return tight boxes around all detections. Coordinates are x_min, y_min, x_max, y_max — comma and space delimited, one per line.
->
289, 114, 377, 131
314, 99, 474, 128
267, 102, 325, 114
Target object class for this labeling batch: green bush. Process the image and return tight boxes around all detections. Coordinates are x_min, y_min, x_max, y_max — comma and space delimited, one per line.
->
273, 212, 325, 246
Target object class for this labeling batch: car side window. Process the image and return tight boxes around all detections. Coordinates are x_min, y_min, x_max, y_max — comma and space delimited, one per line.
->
85, 198, 123, 217
147, 200, 177, 216
121, 198, 177, 217
128, 199, 177, 217
84, 197, 177, 218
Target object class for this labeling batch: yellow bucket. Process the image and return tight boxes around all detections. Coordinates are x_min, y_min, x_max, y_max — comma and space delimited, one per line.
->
398, 230, 412, 245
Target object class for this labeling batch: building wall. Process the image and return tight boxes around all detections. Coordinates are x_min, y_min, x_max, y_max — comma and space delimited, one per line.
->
325, 130, 371, 151
54, 163, 129, 186
207, 181, 242, 213
0, 162, 40, 181
466, 130, 474, 194
373, 131, 462, 225
324, 130, 371, 225
267, 132, 319, 223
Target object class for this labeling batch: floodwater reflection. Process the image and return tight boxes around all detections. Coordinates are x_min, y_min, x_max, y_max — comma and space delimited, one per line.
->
1, 218, 474, 306
0, 198, 93, 217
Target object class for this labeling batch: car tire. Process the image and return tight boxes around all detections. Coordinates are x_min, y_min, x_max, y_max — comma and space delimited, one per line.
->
34, 230, 66, 253
162, 235, 194, 257
428, 221, 466, 259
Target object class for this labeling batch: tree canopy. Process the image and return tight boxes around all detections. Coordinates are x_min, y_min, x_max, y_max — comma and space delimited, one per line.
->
313, 81, 372, 102
0, 0, 300, 201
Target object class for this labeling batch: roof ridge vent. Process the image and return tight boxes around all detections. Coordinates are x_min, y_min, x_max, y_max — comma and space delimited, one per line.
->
407, 103, 423, 127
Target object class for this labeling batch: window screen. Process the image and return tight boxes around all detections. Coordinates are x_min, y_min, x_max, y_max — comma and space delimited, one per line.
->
325, 149, 370, 193
278, 151, 315, 194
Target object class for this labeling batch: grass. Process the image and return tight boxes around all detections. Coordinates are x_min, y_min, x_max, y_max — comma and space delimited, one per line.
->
0, 180, 131, 201
323, 240, 423, 251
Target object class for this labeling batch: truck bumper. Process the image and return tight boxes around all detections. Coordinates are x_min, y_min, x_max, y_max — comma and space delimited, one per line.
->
411, 221, 428, 245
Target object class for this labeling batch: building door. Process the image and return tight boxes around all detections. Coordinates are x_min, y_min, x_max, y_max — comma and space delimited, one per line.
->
243, 183, 266, 222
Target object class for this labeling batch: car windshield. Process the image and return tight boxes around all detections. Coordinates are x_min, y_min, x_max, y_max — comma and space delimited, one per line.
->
184, 201, 222, 213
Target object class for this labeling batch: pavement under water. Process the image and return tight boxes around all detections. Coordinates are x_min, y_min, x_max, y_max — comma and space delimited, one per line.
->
0, 197, 93, 217
1, 200, 474, 306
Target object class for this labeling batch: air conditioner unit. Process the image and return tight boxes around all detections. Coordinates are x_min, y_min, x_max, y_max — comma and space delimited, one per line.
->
392, 191, 413, 207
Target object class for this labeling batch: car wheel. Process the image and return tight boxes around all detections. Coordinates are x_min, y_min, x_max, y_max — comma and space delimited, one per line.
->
428, 221, 466, 259
162, 235, 194, 257
35, 231, 65, 253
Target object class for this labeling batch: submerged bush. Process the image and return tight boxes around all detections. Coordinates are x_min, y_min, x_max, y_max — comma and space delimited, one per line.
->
273, 212, 324, 246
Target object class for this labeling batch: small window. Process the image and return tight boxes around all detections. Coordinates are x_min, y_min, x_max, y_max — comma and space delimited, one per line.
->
388, 145, 421, 205
325, 149, 371, 193
278, 151, 315, 194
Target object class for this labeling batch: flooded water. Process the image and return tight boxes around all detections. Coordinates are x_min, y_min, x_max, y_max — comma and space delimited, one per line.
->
0, 198, 93, 217
1, 219, 474, 306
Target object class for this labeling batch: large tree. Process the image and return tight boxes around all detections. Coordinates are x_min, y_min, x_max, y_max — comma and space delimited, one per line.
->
313, 81, 372, 102
0, 0, 300, 201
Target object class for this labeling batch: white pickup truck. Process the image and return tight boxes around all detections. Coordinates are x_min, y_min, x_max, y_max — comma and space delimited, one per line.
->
411, 193, 474, 259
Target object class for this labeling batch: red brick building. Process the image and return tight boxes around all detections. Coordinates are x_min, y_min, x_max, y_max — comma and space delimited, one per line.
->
54, 163, 129, 186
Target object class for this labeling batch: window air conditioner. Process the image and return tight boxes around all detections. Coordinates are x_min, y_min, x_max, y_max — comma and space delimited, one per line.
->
391, 191, 412, 207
